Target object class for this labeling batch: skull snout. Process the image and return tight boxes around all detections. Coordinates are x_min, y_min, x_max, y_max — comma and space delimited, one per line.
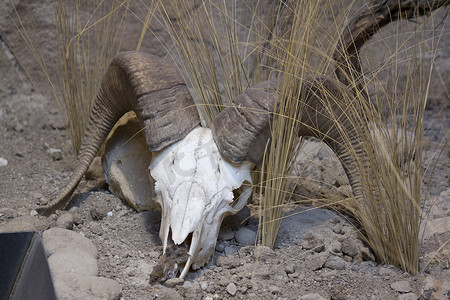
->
170, 182, 206, 245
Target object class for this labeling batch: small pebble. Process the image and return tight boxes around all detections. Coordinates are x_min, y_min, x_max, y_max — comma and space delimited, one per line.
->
325, 256, 346, 270
57, 213, 74, 230
285, 264, 295, 274
165, 278, 184, 287
218, 227, 235, 241
235, 227, 256, 246
391, 280, 412, 293
200, 282, 208, 291
107, 211, 113, 217
215, 242, 225, 253
226, 283, 237, 296
332, 224, 343, 234
269, 285, 281, 294
313, 244, 325, 253
48, 148, 62, 161
30, 210, 38, 216
31, 192, 44, 199
398, 293, 418, 300
224, 245, 237, 255
37, 197, 49, 206
0, 158, 8, 167
422, 289, 432, 300
378, 267, 395, 277
69, 207, 83, 225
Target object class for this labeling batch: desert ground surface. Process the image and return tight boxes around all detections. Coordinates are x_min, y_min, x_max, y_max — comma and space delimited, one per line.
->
0, 1, 449, 299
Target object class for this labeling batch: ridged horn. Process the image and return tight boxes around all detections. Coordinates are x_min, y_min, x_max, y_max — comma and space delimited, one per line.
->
38, 51, 200, 216
213, 76, 368, 203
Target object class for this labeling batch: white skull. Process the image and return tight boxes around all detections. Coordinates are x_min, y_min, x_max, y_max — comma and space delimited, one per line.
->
149, 126, 253, 278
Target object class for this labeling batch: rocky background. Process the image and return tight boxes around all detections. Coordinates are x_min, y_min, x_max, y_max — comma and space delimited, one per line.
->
0, 1, 449, 299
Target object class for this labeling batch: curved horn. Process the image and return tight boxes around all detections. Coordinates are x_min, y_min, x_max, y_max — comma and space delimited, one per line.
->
38, 51, 200, 216
213, 76, 368, 203
334, 0, 449, 95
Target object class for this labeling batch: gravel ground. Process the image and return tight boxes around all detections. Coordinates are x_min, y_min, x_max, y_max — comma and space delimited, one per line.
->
1, 1, 449, 299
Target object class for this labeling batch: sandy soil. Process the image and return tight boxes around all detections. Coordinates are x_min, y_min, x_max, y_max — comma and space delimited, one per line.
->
1, 1, 449, 299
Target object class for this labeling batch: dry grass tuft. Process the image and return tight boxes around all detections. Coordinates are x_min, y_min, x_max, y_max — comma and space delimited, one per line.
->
53, 0, 131, 154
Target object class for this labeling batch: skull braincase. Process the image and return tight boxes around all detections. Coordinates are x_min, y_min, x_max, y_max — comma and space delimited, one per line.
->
149, 126, 252, 270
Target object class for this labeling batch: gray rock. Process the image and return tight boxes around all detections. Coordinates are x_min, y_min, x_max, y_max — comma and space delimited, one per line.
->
52, 273, 122, 300
0, 157, 7, 167
182, 281, 193, 289
300, 293, 327, 300
165, 278, 184, 288
43, 227, 98, 258
331, 241, 342, 254
285, 264, 295, 274
218, 227, 235, 241
48, 248, 98, 276
422, 289, 433, 300
398, 293, 418, 300
215, 242, 225, 253
332, 223, 343, 234
310, 253, 329, 271
313, 244, 326, 253
324, 256, 346, 270
301, 232, 322, 250
56, 213, 74, 230
48, 148, 62, 161
31, 192, 44, 199
226, 282, 237, 296
69, 207, 83, 225
390, 280, 412, 293
200, 281, 208, 291
235, 227, 256, 246
341, 238, 359, 257
224, 245, 238, 255
378, 267, 396, 277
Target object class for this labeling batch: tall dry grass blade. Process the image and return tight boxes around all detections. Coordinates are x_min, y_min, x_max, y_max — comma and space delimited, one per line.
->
258, 0, 322, 248
54, 0, 130, 154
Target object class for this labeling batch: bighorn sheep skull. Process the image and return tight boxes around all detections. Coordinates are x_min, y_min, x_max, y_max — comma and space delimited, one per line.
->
150, 126, 252, 277
38, 51, 369, 280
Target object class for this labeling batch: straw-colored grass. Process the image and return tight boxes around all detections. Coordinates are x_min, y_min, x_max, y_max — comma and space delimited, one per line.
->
54, 0, 131, 154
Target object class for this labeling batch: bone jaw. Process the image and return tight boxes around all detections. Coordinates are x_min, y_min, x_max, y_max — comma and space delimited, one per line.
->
149, 126, 253, 277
